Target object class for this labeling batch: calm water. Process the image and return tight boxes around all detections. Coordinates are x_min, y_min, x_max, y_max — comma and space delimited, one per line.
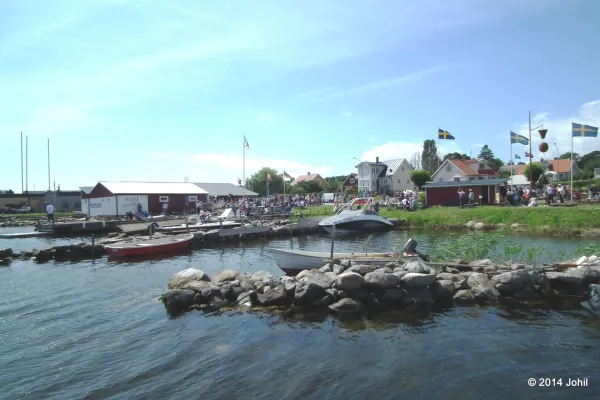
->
1, 228, 599, 399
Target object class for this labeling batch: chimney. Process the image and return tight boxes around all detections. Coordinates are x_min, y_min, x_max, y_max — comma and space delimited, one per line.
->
307, 172, 310, 175
376, 156, 379, 163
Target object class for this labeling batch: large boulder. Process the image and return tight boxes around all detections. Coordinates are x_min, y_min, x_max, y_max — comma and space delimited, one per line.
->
373, 267, 393, 274
182, 281, 222, 303
453, 289, 475, 303
168, 268, 210, 289
257, 286, 289, 306
471, 284, 500, 302
301, 270, 334, 290
281, 276, 296, 293
346, 264, 375, 275
0, 248, 13, 259
402, 287, 434, 305
364, 272, 402, 290
432, 280, 456, 301
403, 260, 430, 274
332, 264, 346, 275
563, 266, 600, 285
401, 273, 436, 288
436, 273, 464, 282
212, 270, 240, 284
340, 259, 352, 269
251, 270, 271, 282
489, 269, 532, 293
34, 248, 54, 263
319, 264, 332, 273
161, 289, 202, 313
334, 272, 365, 291
467, 273, 491, 288
378, 288, 404, 303
329, 298, 364, 314
294, 282, 327, 305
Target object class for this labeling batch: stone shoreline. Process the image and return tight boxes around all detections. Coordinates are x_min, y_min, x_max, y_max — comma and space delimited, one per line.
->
160, 257, 600, 316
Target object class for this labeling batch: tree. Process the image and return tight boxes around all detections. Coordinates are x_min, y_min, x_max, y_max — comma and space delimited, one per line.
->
523, 163, 544, 184
478, 145, 495, 161
421, 140, 440, 174
410, 152, 421, 170
500, 170, 512, 178
6, 189, 14, 194
296, 180, 324, 194
410, 170, 431, 190
327, 179, 341, 192
487, 157, 504, 171
245, 167, 284, 196
559, 152, 581, 164
443, 152, 470, 161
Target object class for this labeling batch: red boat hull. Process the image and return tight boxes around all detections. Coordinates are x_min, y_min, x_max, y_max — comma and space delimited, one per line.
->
105, 235, 193, 257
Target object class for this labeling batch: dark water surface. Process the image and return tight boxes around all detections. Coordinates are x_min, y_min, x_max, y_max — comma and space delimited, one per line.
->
1, 229, 599, 399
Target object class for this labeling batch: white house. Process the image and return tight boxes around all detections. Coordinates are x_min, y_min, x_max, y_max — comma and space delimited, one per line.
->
431, 158, 499, 183
355, 157, 414, 194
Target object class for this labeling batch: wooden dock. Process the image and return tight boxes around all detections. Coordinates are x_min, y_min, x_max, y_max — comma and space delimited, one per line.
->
218, 226, 270, 237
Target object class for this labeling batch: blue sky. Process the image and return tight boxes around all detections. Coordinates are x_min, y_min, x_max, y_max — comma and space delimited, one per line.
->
1, 0, 599, 192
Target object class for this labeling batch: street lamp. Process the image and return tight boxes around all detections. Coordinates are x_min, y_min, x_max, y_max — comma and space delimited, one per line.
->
527, 111, 546, 193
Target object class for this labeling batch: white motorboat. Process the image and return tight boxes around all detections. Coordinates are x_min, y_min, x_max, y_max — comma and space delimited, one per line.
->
318, 197, 394, 234
270, 248, 420, 275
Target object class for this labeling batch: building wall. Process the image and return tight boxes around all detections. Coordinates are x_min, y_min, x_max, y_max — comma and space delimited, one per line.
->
357, 165, 383, 192
432, 161, 468, 183
0, 195, 45, 212
147, 194, 207, 214
387, 160, 414, 192
425, 185, 498, 207
89, 184, 113, 198
45, 192, 82, 212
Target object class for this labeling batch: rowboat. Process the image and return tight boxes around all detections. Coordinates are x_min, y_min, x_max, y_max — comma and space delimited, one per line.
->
270, 248, 421, 275
105, 233, 194, 257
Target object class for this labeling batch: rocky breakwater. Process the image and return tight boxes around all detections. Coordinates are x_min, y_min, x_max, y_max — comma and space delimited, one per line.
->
160, 257, 600, 316
194, 218, 320, 243
0, 245, 104, 265
0, 217, 36, 228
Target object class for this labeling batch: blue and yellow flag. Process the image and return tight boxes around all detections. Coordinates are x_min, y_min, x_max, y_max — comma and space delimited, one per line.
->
510, 131, 529, 145
572, 122, 598, 137
438, 129, 455, 140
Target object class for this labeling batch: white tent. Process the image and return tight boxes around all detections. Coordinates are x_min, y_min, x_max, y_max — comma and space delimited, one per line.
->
508, 175, 529, 186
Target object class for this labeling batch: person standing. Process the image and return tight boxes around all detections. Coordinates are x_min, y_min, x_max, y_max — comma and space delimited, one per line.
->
46, 203, 55, 224
468, 189, 475, 206
457, 188, 466, 208
162, 202, 168, 220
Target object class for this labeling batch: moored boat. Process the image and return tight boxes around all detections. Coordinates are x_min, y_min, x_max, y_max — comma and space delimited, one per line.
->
318, 197, 394, 234
270, 248, 421, 275
105, 233, 194, 257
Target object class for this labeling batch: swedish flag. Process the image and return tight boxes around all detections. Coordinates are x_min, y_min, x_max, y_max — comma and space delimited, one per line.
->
438, 129, 455, 140
510, 131, 529, 145
572, 122, 598, 137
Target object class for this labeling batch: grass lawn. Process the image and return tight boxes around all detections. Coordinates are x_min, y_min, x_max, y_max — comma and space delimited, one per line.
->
293, 204, 600, 233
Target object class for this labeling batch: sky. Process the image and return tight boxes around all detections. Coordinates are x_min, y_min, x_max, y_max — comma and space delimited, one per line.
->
1, 0, 599, 192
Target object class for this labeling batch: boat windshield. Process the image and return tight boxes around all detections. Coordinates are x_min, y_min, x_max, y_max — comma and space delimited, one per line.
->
334, 197, 379, 215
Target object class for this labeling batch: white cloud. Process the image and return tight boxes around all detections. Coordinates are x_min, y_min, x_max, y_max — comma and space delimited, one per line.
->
511, 100, 600, 159
185, 153, 334, 182
360, 140, 462, 163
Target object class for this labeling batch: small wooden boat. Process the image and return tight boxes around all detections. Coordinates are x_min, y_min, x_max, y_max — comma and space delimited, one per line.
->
270, 248, 421, 275
105, 234, 193, 257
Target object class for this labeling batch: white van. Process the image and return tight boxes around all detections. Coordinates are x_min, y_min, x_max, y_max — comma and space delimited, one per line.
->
322, 193, 335, 203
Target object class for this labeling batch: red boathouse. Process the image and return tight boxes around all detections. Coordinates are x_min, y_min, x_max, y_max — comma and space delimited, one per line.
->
422, 178, 508, 207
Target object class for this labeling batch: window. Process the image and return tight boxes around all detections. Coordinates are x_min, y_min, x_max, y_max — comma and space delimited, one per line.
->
62, 201, 69, 210
397, 179, 401, 183
372, 168, 375, 173
478, 177, 484, 180
453, 177, 460, 182
159, 196, 169, 202
479, 163, 485, 170
438, 178, 445, 182
469, 177, 476, 181
74, 201, 81, 209
446, 165, 452, 172
401, 167, 404, 172
349, 178, 355, 184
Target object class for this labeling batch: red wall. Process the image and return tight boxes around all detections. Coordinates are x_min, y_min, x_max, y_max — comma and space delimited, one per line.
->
147, 194, 207, 214
89, 184, 112, 198
426, 185, 498, 206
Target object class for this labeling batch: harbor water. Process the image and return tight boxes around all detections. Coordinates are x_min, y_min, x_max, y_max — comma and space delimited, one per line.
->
1, 228, 599, 399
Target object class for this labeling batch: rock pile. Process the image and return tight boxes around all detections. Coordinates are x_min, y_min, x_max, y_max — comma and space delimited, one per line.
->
160, 257, 600, 316
33, 243, 105, 263
0, 217, 35, 228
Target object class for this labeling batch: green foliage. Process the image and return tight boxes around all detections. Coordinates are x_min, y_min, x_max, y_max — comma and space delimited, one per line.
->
500, 170, 512, 178
523, 163, 544, 184
409, 170, 431, 189
344, 187, 358, 194
246, 167, 284, 196
421, 140, 440, 174
488, 157, 504, 171
478, 144, 495, 161
575, 242, 600, 257
443, 152, 471, 161
326, 179, 341, 192
297, 180, 324, 194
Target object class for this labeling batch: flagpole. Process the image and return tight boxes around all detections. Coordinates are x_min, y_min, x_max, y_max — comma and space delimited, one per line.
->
510, 131, 514, 191
571, 121, 574, 201
242, 134, 245, 187
283, 175, 286, 198
266, 171, 269, 198
528, 111, 533, 193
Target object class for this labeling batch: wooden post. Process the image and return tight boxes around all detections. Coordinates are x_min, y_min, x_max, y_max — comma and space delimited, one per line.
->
149, 223, 153, 238
329, 223, 336, 262
184, 208, 190, 233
